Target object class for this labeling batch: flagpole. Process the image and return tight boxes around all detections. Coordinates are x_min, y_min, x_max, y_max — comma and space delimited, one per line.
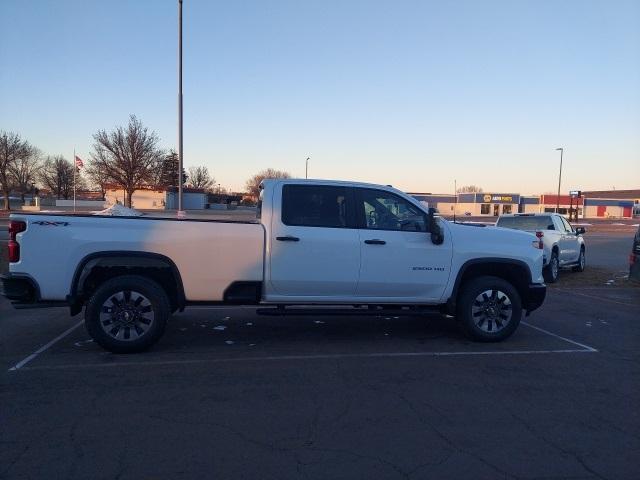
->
73, 148, 76, 212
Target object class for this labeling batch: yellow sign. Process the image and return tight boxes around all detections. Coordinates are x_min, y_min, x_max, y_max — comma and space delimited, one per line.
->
483, 194, 492, 203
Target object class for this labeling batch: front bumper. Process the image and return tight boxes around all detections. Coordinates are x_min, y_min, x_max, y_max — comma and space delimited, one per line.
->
524, 283, 546, 313
0, 273, 39, 303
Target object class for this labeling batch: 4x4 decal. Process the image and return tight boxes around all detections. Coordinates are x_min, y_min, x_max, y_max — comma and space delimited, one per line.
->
32, 221, 70, 226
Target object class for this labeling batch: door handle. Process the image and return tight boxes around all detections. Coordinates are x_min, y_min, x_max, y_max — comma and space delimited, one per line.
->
276, 236, 300, 242
364, 239, 386, 245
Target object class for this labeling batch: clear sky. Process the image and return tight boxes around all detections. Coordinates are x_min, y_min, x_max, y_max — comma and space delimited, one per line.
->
1, 0, 639, 194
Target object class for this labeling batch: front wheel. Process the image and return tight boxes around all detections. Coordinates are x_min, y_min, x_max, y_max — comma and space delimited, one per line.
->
572, 248, 586, 272
456, 276, 522, 342
85, 275, 170, 353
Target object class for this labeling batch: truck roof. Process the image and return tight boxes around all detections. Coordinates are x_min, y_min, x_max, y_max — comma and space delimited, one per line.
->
261, 178, 402, 192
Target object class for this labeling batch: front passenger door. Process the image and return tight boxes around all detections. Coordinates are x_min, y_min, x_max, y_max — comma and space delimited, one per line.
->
354, 188, 452, 302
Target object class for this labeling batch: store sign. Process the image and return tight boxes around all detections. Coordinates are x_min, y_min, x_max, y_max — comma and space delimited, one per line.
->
479, 194, 517, 204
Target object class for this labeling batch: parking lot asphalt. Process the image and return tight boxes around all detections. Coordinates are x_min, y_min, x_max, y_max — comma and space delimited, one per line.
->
2, 287, 639, 480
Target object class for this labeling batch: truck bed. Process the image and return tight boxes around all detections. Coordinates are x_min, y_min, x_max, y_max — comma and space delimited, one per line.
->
10, 213, 265, 302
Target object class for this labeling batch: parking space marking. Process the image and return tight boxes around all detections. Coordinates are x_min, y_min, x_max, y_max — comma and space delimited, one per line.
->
6, 318, 598, 373
522, 321, 598, 352
13, 347, 597, 372
7, 320, 84, 371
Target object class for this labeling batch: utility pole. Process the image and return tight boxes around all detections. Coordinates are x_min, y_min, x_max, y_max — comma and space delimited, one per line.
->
177, 0, 184, 216
305, 157, 310, 179
555, 147, 563, 213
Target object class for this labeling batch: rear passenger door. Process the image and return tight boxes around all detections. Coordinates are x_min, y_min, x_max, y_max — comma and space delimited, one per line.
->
552, 215, 573, 264
268, 184, 361, 298
559, 217, 580, 262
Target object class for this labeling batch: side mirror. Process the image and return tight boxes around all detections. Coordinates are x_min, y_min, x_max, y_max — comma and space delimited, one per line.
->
428, 208, 444, 245
575, 227, 586, 235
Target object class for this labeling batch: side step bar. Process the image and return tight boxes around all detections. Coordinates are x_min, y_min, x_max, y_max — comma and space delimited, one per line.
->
256, 306, 442, 317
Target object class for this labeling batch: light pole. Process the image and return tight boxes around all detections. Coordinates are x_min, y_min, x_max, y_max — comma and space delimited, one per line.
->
555, 147, 563, 213
177, 0, 184, 215
305, 157, 310, 179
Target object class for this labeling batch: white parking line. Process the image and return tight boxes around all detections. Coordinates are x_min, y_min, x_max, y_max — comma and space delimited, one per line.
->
13, 348, 596, 372
7, 318, 598, 372
8, 320, 84, 371
521, 321, 598, 352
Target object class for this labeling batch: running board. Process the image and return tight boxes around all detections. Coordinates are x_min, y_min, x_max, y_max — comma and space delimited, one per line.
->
256, 306, 442, 317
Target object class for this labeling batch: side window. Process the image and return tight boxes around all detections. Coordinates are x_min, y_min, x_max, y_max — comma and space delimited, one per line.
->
282, 185, 350, 228
551, 216, 563, 231
359, 189, 427, 232
560, 217, 573, 233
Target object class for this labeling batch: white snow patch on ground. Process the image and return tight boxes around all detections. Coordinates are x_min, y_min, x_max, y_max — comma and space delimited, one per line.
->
213, 325, 227, 331
225, 340, 234, 345
93, 204, 143, 216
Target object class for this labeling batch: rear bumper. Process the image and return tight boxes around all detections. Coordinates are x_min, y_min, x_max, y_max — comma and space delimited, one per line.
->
0, 273, 40, 303
524, 283, 546, 313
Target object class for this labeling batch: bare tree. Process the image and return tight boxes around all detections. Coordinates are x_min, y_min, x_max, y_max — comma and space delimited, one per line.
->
187, 165, 214, 190
245, 168, 291, 200
9, 145, 42, 202
39, 155, 76, 199
84, 154, 111, 200
91, 115, 164, 207
457, 185, 484, 193
0, 131, 31, 210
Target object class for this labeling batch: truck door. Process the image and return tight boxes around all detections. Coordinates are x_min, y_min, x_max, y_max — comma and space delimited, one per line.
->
268, 184, 361, 297
354, 188, 452, 302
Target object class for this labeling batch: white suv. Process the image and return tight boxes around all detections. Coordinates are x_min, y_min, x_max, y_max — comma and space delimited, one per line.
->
496, 213, 586, 283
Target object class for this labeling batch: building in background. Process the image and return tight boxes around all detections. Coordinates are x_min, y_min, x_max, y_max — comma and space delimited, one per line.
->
538, 195, 584, 217
456, 193, 521, 217
408, 189, 639, 219
408, 193, 457, 214
105, 186, 208, 210
582, 190, 640, 219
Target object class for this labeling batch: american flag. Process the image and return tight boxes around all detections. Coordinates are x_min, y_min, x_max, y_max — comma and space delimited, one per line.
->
75, 155, 84, 168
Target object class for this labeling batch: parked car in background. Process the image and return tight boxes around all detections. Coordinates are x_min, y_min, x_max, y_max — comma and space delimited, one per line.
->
630, 225, 640, 282
496, 213, 586, 283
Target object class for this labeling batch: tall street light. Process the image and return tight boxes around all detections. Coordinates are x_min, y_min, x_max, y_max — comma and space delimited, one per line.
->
305, 157, 310, 179
177, 0, 184, 215
555, 148, 563, 213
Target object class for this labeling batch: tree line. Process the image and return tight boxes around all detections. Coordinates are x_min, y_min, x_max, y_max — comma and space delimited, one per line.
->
1, 115, 289, 210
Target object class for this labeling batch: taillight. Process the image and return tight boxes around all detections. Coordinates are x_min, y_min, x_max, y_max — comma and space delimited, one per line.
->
7, 220, 26, 263
532, 231, 544, 249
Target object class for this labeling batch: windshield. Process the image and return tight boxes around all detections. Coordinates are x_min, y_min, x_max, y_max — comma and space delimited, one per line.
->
497, 216, 554, 231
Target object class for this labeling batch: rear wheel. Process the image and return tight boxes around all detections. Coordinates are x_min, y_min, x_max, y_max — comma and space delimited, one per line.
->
456, 275, 522, 342
543, 251, 559, 283
85, 275, 169, 353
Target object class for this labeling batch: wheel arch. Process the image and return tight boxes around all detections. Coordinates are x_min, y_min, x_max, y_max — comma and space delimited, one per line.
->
68, 251, 186, 315
447, 258, 533, 312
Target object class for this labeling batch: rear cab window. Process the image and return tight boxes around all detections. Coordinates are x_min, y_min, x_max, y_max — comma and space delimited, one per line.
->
281, 184, 353, 228
497, 216, 554, 231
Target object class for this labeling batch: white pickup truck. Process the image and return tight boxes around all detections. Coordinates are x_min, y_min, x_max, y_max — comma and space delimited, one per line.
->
496, 213, 586, 283
2, 179, 546, 352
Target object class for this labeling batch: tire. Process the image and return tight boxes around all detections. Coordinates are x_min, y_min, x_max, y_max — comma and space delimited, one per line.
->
456, 275, 522, 342
572, 248, 585, 272
85, 275, 170, 353
543, 250, 560, 283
